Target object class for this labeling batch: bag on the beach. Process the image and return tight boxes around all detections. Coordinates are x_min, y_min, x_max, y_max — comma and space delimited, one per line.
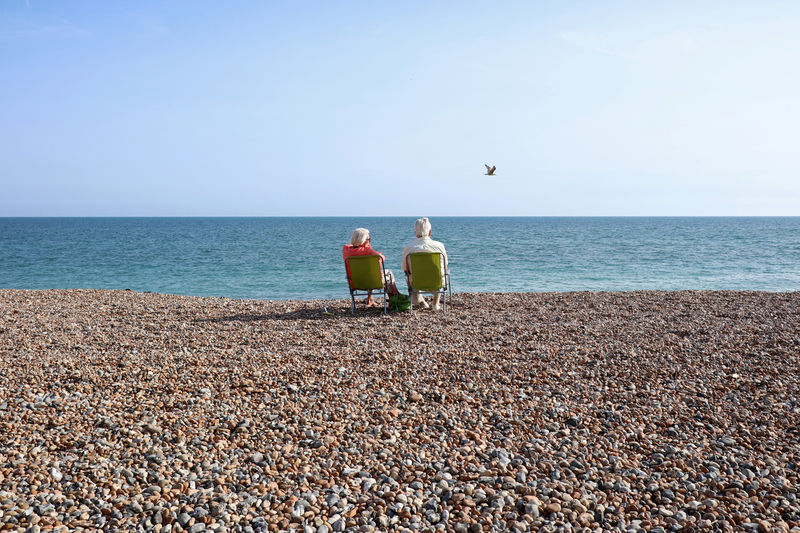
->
388, 293, 410, 311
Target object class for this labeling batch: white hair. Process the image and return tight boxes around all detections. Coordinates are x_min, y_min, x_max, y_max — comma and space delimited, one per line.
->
350, 228, 370, 246
414, 217, 431, 238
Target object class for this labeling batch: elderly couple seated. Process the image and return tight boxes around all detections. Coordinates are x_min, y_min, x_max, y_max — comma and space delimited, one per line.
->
342, 217, 450, 314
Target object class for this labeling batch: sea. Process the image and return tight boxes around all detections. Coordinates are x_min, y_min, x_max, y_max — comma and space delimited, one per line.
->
0, 217, 798, 300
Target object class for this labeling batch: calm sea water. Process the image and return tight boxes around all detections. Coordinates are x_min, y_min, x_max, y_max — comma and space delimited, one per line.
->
0, 217, 798, 300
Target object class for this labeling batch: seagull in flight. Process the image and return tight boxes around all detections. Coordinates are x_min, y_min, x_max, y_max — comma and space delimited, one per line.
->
484, 164, 497, 176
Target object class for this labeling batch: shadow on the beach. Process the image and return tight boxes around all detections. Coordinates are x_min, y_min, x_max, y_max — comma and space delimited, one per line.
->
194, 298, 462, 323
193, 305, 399, 323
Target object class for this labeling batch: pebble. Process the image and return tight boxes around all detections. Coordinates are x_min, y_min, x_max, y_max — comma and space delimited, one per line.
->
544, 502, 561, 515
0, 289, 798, 531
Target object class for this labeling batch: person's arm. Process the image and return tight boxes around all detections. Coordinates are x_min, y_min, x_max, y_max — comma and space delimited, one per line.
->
342, 246, 352, 284
365, 244, 386, 264
436, 243, 448, 270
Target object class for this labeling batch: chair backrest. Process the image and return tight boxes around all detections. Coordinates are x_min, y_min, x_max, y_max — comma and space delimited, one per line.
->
346, 255, 384, 291
409, 252, 444, 291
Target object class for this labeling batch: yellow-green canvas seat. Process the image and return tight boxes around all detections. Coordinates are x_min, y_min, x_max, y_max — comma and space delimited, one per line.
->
407, 252, 450, 313
346, 255, 387, 314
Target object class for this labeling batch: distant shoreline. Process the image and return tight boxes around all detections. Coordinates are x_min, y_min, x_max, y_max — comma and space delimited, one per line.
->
2, 287, 799, 302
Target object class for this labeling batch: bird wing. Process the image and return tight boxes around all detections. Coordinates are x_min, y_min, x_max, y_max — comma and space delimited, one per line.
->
490, 166, 496, 173
485, 164, 491, 171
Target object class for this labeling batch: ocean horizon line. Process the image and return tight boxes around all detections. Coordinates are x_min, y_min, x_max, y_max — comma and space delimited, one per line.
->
2, 214, 798, 219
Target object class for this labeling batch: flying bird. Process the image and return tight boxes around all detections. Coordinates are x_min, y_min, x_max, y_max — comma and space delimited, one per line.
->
484, 164, 497, 176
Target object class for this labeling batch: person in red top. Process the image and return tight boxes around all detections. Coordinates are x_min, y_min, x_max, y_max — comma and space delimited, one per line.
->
342, 227, 398, 307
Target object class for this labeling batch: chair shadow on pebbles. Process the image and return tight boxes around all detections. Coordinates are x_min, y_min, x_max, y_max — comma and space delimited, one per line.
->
193, 296, 460, 324
192, 303, 388, 323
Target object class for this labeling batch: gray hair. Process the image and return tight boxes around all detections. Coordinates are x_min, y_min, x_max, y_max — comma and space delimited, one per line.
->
414, 217, 431, 238
350, 228, 370, 246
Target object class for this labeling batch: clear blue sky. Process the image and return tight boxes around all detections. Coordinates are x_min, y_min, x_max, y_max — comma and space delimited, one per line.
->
2, 1, 798, 216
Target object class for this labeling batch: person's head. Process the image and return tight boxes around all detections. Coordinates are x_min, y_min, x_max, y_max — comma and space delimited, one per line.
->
350, 228, 370, 247
414, 217, 432, 238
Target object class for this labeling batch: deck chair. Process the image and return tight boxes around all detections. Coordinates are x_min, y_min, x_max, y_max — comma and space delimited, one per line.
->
345, 255, 388, 315
407, 252, 450, 313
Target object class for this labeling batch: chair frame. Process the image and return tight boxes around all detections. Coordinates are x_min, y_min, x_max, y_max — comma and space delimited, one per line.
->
345, 255, 388, 315
407, 252, 451, 314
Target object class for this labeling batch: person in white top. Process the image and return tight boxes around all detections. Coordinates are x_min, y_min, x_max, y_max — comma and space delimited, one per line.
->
402, 217, 448, 310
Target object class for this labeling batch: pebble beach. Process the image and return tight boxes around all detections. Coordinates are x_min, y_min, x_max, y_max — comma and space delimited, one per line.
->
1, 289, 798, 533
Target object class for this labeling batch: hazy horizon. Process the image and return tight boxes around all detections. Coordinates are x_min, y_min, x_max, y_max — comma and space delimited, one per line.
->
1, 215, 799, 219
2, 1, 799, 217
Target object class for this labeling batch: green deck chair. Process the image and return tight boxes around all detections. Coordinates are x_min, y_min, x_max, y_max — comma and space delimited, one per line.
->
407, 252, 450, 314
346, 255, 388, 315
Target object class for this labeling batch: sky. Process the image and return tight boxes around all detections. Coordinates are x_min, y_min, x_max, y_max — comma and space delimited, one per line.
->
1, 1, 799, 216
